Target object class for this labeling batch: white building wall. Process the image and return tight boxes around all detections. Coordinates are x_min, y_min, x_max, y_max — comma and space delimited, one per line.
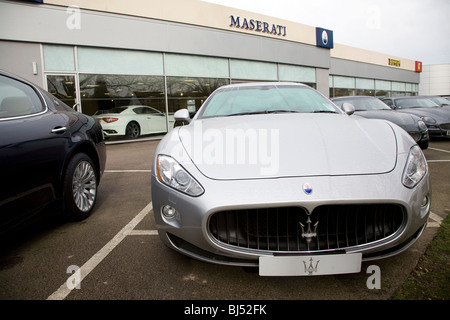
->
419, 64, 450, 96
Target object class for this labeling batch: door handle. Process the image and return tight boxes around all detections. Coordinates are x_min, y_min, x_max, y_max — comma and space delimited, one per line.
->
51, 126, 67, 134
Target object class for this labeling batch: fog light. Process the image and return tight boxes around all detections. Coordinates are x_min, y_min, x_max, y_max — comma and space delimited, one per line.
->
421, 195, 429, 207
162, 205, 177, 218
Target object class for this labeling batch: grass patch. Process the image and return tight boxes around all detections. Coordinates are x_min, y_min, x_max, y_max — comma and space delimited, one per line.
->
393, 214, 450, 300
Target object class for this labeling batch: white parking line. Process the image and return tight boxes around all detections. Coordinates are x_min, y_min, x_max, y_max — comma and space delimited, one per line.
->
47, 201, 153, 300
427, 212, 443, 228
128, 230, 158, 235
428, 147, 450, 154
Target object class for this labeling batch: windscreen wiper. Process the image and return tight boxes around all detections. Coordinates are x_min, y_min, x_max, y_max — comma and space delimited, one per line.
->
226, 110, 298, 116
313, 110, 338, 113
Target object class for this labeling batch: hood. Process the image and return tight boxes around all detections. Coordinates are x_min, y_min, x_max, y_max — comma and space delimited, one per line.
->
178, 113, 397, 180
356, 110, 419, 131
397, 108, 450, 122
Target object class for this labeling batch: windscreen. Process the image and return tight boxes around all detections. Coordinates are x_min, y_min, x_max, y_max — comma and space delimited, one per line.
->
198, 85, 340, 118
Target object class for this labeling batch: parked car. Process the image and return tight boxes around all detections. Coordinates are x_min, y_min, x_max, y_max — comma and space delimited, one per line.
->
0, 70, 106, 234
382, 96, 450, 139
422, 95, 450, 110
93, 105, 174, 139
332, 96, 429, 149
151, 82, 431, 276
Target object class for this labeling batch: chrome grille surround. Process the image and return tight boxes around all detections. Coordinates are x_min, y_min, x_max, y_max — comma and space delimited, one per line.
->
208, 204, 406, 253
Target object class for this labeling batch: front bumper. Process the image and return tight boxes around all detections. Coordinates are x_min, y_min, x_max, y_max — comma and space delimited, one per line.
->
427, 123, 450, 138
151, 163, 431, 267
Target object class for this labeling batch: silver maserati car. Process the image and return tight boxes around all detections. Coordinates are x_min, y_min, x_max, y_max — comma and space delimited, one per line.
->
151, 82, 431, 276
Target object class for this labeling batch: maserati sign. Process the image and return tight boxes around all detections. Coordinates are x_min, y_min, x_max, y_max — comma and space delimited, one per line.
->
229, 15, 287, 37
316, 27, 334, 49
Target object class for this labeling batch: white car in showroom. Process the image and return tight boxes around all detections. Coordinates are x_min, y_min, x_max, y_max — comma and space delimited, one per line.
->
94, 105, 174, 139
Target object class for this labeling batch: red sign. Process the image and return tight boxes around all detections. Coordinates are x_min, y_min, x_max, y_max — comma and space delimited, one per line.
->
415, 61, 423, 73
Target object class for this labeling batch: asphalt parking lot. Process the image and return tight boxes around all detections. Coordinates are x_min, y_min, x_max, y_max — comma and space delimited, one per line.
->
0, 136, 448, 303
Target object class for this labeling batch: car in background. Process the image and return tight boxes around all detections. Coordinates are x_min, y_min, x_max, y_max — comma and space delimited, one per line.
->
422, 95, 450, 110
332, 96, 429, 149
0, 70, 106, 234
152, 82, 431, 276
382, 96, 450, 139
93, 105, 174, 139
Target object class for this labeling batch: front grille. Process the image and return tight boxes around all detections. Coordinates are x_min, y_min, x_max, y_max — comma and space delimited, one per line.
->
440, 123, 450, 130
209, 204, 405, 252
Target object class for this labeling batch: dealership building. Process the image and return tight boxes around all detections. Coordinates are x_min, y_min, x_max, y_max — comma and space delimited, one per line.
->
0, 0, 423, 125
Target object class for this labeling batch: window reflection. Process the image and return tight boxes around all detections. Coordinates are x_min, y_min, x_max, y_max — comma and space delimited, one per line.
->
79, 74, 165, 116
167, 77, 229, 115
46, 75, 76, 107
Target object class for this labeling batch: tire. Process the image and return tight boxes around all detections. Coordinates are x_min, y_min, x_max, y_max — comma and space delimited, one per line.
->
126, 121, 140, 139
63, 153, 98, 221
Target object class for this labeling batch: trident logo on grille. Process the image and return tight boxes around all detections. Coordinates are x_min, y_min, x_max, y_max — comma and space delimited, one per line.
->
299, 213, 319, 244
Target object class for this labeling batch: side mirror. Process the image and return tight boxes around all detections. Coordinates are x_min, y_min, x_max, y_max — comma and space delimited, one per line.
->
174, 109, 191, 123
342, 103, 355, 115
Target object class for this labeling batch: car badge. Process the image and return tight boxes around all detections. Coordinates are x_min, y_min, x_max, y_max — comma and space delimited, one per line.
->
299, 212, 319, 244
302, 183, 313, 195
321, 30, 328, 46
303, 257, 320, 275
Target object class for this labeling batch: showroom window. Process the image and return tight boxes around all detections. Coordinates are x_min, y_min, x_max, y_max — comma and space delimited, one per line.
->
77, 47, 164, 75
46, 74, 77, 108
230, 59, 278, 81
79, 74, 165, 117
356, 78, 375, 96
329, 76, 356, 97
375, 80, 391, 98
330, 76, 418, 98
165, 54, 230, 115
43, 45, 75, 71
165, 54, 229, 78
167, 77, 229, 114
278, 64, 316, 88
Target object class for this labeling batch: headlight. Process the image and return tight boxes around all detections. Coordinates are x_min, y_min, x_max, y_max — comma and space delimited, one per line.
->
402, 145, 427, 188
421, 116, 436, 125
156, 155, 204, 196
417, 120, 428, 132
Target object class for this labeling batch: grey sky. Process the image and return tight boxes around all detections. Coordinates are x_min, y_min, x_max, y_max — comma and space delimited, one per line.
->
204, 0, 450, 65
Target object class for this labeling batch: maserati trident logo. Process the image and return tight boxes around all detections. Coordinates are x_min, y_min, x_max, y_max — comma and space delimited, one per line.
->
302, 183, 312, 195
321, 30, 328, 46
299, 212, 319, 244
303, 257, 320, 275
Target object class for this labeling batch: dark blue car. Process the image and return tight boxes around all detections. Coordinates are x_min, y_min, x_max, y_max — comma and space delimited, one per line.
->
0, 70, 106, 234
382, 96, 450, 139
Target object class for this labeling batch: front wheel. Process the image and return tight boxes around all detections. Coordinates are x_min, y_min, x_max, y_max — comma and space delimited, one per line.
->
63, 153, 98, 221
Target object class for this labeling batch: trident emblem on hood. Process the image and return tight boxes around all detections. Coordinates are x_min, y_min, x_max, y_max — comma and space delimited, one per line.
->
299, 213, 319, 244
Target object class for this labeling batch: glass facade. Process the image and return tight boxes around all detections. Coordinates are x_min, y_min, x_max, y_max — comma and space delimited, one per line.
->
79, 74, 165, 116
42, 44, 419, 136
43, 44, 318, 135
329, 75, 418, 98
